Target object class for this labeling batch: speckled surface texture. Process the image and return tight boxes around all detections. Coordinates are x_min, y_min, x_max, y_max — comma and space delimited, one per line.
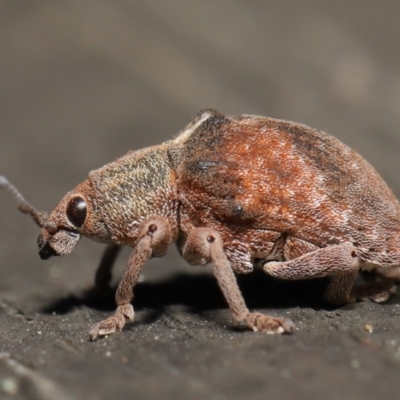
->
1, 1, 400, 399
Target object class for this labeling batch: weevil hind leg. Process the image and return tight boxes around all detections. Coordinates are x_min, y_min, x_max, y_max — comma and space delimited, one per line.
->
353, 268, 398, 303
270, 237, 400, 305
263, 243, 398, 305
89, 216, 173, 341
264, 243, 360, 305
182, 228, 294, 334
351, 279, 397, 303
376, 266, 400, 282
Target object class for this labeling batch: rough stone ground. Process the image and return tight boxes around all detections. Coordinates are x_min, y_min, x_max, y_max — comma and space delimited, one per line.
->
1, 1, 400, 399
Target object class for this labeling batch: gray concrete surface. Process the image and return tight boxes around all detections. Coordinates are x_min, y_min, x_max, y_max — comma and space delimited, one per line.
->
1, 1, 400, 399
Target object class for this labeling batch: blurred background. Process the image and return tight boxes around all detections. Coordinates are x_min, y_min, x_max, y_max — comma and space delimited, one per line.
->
1, 1, 400, 399
2, 0, 400, 317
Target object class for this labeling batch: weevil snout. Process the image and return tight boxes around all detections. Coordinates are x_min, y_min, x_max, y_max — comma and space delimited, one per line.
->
37, 233, 59, 259
37, 228, 81, 259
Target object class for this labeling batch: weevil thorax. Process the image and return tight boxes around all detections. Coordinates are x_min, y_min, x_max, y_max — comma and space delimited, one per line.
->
86, 144, 179, 246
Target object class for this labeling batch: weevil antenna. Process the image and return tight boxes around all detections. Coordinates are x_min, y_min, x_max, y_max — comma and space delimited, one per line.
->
0, 175, 57, 233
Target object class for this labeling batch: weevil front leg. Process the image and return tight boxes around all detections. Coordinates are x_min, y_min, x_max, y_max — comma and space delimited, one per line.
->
82, 243, 122, 305
94, 243, 121, 290
183, 228, 294, 334
263, 243, 360, 305
89, 216, 172, 341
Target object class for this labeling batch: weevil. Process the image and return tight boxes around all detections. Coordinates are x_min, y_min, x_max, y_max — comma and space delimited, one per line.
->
1, 110, 400, 340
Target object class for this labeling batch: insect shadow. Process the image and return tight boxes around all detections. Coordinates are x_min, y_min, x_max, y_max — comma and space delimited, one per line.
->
41, 269, 331, 316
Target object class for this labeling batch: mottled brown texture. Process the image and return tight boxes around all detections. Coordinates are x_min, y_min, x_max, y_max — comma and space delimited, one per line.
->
172, 112, 400, 270
2, 110, 400, 338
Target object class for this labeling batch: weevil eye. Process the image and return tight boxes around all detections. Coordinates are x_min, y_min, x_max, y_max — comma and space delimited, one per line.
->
66, 197, 87, 228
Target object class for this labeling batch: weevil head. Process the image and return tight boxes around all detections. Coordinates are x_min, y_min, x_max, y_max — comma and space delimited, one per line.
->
0, 175, 103, 259
37, 180, 111, 259
37, 145, 179, 256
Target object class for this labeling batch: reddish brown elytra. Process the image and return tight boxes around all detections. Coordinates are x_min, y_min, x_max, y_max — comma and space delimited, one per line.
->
1, 110, 399, 340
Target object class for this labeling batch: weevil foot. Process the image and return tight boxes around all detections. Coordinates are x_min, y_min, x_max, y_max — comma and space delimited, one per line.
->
352, 281, 397, 303
89, 304, 134, 341
245, 312, 294, 334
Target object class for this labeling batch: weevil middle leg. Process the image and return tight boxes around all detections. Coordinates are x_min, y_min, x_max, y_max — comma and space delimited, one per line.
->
183, 228, 294, 334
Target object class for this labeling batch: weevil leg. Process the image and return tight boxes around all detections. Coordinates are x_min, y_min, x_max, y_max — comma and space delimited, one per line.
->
282, 238, 397, 304
183, 228, 294, 334
377, 266, 400, 282
89, 216, 172, 341
353, 269, 397, 303
324, 270, 358, 305
94, 243, 122, 290
263, 243, 360, 304
82, 243, 121, 306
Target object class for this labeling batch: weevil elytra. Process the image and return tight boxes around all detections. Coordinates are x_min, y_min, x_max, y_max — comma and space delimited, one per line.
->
1, 109, 400, 340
